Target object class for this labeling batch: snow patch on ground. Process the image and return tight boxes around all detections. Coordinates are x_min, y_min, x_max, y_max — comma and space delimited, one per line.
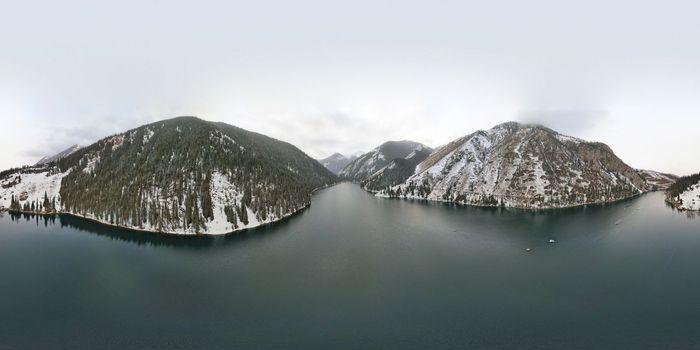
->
287, 165, 299, 174
678, 182, 700, 211
0, 168, 68, 210
554, 132, 584, 144
143, 128, 155, 144
82, 154, 100, 174
109, 135, 125, 150
207, 171, 242, 234
203, 171, 303, 234
531, 156, 547, 195
1, 167, 310, 236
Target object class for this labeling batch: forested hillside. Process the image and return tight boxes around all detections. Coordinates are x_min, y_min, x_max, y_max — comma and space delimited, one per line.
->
1, 116, 337, 234
666, 172, 700, 211
636, 169, 678, 190
361, 146, 433, 192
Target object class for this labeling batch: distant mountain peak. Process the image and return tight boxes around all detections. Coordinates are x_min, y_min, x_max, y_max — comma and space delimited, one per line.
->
637, 169, 678, 191
319, 153, 357, 175
35, 144, 82, 166
339, 140, 433, 181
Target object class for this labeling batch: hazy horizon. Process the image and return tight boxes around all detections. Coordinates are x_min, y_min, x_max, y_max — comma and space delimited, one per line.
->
7, 115, 691, 175
2, 0, 699, 175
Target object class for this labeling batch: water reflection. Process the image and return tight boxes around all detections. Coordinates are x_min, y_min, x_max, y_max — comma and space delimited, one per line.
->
8, 211, 59, 227
387, 192, 642, 234
2, 189, 695, 252
664, 201, 699, 219
6, 210, 306, 249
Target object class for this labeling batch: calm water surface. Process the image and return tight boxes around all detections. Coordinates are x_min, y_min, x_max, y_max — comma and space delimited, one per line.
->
1, 183, 699, 350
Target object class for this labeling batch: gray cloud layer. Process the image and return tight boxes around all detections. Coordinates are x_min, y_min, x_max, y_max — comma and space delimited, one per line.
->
517, 109, 608, 136
1, 0, 699, 175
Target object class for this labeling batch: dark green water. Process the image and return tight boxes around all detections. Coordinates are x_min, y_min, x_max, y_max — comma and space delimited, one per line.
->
1, 183, 699, 350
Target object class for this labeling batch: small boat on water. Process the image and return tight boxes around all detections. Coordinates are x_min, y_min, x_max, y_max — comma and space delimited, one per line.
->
549, 239, 556, 243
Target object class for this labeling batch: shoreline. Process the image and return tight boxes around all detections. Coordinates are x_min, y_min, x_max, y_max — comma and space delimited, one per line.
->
360, 182, 650, 210
4, 205, 310, 237
3, 182, 672, 234
664, 196, 700, 212
2, 182, 342, 236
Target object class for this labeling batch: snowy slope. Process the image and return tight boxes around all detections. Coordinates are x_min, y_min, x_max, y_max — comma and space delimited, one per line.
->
1, 117, 336, 235
361, 145, 434, 192
35, 145, 81, 166
379, 122, 649, 209
636, 169, 678, 190
0, 166, 303, 235
676, 183, 700, 210
318, 153, 357, 174
666, 173, 700, 211
339, 141, 431, 181
0, 167, 68, 210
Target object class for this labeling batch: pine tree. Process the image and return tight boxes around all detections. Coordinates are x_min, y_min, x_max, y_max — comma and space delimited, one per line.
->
192, 199, 201, 232
43, 192, 50, 212
243, 185, 252, 207
239, 202, 249, 226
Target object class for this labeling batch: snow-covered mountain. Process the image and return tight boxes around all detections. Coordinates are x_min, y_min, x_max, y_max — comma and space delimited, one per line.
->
636, 169, 678, 191
318, 153, 357, 174
0, 117, 337, 234
34, 144, 81, 166
378, 122, 650, 209
339, 141, 431, 181
666, 173, 700, 211
361, 145, 434, 192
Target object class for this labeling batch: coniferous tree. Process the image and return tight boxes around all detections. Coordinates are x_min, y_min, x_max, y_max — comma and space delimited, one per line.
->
239, 202, 248, 226
192, 199, 201, 232
43, 192, 50, 212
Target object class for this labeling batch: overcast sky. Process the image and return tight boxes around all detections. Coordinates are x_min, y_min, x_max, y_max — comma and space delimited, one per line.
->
1, 0, 699, 175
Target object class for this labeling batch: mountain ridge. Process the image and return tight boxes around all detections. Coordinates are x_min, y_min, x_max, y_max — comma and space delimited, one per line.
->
339, 140, 431, 181
318, 153, 357, 174
35, 144, 82, 166
377, 122, 650, 208
636, 169, 678, 191
1, 116, 337, 234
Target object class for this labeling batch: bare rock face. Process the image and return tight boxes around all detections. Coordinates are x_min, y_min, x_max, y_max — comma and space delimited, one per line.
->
379, 122, 649, 208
